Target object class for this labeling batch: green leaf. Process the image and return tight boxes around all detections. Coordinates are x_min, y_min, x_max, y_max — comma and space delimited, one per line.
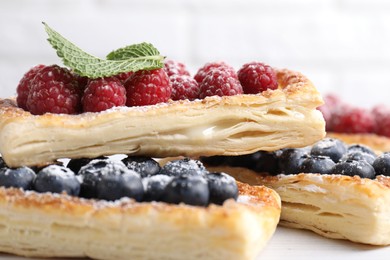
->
43, 22, 164, 78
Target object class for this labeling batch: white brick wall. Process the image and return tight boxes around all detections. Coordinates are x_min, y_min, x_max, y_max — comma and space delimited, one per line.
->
1, 0, 390, 107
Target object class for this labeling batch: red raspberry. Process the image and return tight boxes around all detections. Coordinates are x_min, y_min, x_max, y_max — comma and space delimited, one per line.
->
82, 77, 126, 112
115, 71, 134, 83
194, 61, 237, 84
198, 69, 243, 99
372, 105, 390, 137
318, 94, 348, 131
124, 69, 171, 106
26, 65, 81, 115
237, 62, 278, 94
170, 75, 200, 101
73, 73, 89, 89
164, 60, 190, 77
332, 107, 375, 133
16, 64, 46, 110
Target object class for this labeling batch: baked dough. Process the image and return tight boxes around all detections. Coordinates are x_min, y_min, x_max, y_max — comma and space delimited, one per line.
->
205, 165, 390, 245
0, 181, 281, 260
0, 69, 325, 168
327, 132, 390, 153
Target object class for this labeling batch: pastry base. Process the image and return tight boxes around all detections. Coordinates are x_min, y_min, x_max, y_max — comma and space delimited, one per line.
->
0, 182, 280, 260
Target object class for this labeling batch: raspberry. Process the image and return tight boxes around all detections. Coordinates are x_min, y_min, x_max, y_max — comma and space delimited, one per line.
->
198, 69, 243, 99
73, 73, 89, 89
332, 107, 375, 133
170, 75, 200, 101
115, 71, 134, 83
124, 69, 171, 107
16, 64, 46, 110
82, 77, 126, 112
26, 65, 81, 115
372, 105, 390, 137
319, 94, 350, 131
237, 62, 278, 94
164, 60, 190, 77
194, 61, 237, 84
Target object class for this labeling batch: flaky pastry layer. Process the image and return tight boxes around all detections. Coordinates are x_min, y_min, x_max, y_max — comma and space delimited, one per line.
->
0, 182, 280, 260
205, 165, 390, 245
0, 69, 325, 167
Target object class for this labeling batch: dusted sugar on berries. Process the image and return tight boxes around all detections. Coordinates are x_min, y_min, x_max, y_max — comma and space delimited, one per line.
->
82, 77, 126, 113
26, 65, 82, 115
164, 59, 191, 77
199, 69, 243, 99
194, 61, 237, 84
237, 62, 278, 94
170, 75, 200, 101
125, 68, 171, 107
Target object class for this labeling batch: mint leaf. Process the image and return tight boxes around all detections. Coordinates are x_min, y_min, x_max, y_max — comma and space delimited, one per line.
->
43, 22, 164, 78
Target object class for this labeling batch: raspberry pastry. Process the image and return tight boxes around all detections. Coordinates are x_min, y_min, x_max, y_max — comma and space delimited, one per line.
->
203, 137, 390, 245
0, 68, 325, 168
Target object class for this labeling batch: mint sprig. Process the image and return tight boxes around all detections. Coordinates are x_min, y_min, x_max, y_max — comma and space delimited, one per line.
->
43, 22, 164, 78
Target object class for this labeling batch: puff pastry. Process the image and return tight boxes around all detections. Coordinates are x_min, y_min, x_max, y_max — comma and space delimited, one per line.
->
327, 132, 390, 153
0, 69, 325, 168
0, 181, 280, 260
205, 165, 390, 245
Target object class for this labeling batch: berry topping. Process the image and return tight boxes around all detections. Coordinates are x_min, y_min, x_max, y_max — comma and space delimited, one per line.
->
331, 160, 376, 179
300, 155, 335, 175
16, 64, 46, 110
198, 69, 243, 99
142, 174, 173, 202
82, 77, 126, 112
96, 170, 144, 201
347, 144, 376, 157
125, 69, 171, 107
373, 153, 390, 177
33, 165, 80, 196
121, 156, 161, 178
26, 65, 82, 115
159, 158, 208, 177
170, 75, 200, 101
194, 61, 237, 84
340, 151, 376, 165
164, 59, 191, 77
237, 62, 278, 94
115, 71, 134, 83
161, 174, 209, 206
278, 148, 310, 175
67, 157, 106, 175
78, 159, 129, 198
206, 172, 238, 205
0, 157, 6, 169
0, 167, 36, 190
310, 138, 347, 163
73, 73, 89, 89
372, 105, 390, 138
332, 107, 375, 134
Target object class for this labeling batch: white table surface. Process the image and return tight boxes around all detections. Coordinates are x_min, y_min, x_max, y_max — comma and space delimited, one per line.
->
1, 226, 389, 260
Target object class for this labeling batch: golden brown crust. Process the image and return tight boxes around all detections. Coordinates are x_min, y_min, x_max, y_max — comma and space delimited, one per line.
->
205, 164, 390, 245
0, 181, 280, 260
327, 132, 390, 153
0, 69, 325, 168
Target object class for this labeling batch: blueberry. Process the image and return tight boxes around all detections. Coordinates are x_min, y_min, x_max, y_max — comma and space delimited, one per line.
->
96, 170, 144, 201
300, 155, 335, 174
142, 174, 173, 202
0, 157, 7, 169
67, 158, 95, 174
206, 172, 238, 205
78, 159, 129, 198
159, 158, 208, 177
347, 144, 376, 157
122, 156, 161, 178
161, 175, 209, 206
311, 138, 347, 163
373, 153, 390, 177
331, 160, 376, 179
200, 156, 229, 166
0, 167, 35, 190
278, 148, 310, 175
250, 151, 280, 175
33, 165, 80, 196
224, 153, 257, 168
340, 151, 376, 165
